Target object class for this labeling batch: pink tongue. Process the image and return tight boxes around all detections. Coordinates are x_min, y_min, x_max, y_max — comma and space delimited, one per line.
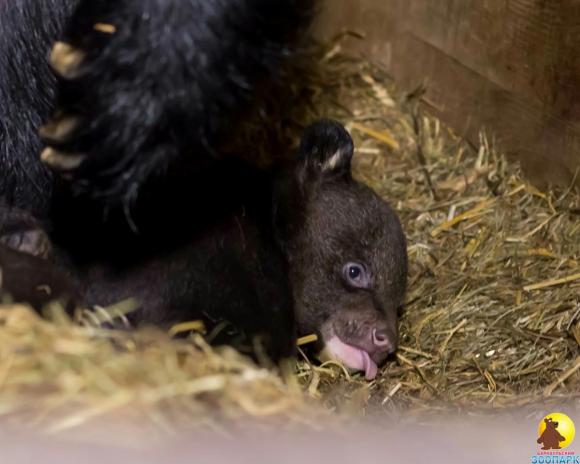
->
360, 350, 378, 381
324, 336, 378, 380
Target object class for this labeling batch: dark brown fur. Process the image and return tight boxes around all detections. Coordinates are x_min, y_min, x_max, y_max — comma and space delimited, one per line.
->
0, 121, 408, 368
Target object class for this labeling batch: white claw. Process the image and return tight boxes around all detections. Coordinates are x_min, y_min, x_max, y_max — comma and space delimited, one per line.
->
41, 147, 86, 171
50, 41, 85, 78
39, 116, 79, 142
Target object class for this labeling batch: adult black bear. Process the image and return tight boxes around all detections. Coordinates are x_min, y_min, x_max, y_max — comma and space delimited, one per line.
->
1, 0, 313, 216
0, 2, 408, 378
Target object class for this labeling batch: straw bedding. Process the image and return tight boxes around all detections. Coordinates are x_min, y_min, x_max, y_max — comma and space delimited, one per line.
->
0, 37, 578, 432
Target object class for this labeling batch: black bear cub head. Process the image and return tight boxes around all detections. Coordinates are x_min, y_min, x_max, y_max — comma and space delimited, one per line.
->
281, 120, 407, 380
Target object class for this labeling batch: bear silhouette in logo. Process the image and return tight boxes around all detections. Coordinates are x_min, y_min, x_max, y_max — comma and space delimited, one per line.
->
537, 418, 566, 450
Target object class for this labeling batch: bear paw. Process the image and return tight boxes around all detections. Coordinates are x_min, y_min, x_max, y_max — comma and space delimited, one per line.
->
40, 0, 183, 205
0, 207, 52, 259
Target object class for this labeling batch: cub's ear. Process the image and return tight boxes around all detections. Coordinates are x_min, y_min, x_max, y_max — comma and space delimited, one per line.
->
297, 119, 354, 182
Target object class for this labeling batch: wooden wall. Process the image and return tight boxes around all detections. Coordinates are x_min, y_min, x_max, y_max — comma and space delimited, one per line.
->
314, 0, 580, 189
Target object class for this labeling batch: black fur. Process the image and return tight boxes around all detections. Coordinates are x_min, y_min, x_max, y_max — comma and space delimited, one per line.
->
0, 2, 408, 371
0, 0, 77, 216
2, 120, 408, 366
43, 0, 313, 206
69, 158, 299, 360
0, 244, 77, 312
1, 0, 312, 214
0, 0, 315, 360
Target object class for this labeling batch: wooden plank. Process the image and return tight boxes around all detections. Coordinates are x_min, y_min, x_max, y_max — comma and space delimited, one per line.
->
313, 0, 580, 188
389, 32, 580, 189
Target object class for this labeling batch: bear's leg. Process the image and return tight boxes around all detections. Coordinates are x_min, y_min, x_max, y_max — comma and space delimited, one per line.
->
0, 207, 78, 312
216, 219, 297, 362
243, 245, 297, 362
0, 244, 78, 312
41, 0, 313, 207
133, 216, 297, 362
0, 0, 78, 217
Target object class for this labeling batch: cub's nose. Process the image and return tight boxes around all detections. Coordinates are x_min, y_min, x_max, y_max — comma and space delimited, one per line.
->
372, 328, 395, 354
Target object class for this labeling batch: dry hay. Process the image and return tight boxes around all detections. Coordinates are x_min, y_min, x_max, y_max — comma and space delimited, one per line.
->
0, 304, 322, 435
0, 36, 579, 433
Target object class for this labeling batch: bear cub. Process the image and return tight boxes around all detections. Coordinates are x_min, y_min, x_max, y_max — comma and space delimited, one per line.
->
1, 121, 407, 379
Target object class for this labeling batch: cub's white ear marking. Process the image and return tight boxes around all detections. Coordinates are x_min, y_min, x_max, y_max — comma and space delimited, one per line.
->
322, 149, 344, 172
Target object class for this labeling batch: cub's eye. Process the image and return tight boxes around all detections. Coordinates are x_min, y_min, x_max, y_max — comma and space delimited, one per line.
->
343, 262, 370, 289
349, 266, 361, 280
